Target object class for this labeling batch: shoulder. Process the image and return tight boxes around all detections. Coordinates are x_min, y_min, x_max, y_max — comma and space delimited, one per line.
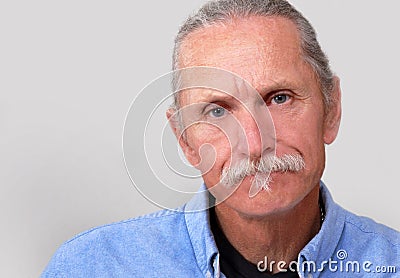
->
61, 209, 191, 255
320, 182, 399, 264
339, 207, 400, 263
66, 208, 189, 246
343, 209, 400, 246
41, 209, 199, 277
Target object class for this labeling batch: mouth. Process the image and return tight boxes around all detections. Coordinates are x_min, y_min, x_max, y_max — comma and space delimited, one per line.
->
243, 171, 297, 197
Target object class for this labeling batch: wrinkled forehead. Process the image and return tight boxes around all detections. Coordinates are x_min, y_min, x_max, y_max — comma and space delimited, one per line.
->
173, 16, 313, 105
176, 16, 303, 71
174, 67, 261, 107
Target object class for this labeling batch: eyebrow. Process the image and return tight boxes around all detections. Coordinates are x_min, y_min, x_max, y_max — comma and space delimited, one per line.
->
257, 79, 304, 96
194, 91, 236, 104
184, 78, 304, 105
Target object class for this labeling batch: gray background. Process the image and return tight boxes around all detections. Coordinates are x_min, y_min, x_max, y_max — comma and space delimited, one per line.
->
1, 1, 399, 277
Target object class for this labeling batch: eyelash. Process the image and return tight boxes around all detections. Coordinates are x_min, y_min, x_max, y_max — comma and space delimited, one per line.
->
203, 91, 292, 116
204, 103, 227, 118
266, 92, 292, 106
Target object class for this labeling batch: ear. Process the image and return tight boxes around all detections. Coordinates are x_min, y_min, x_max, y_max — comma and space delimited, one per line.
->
323, 76, 342, 145
166, 108, 201, 166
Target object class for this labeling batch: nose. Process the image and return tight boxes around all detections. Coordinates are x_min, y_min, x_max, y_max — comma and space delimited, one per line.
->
236, 107, 274, 159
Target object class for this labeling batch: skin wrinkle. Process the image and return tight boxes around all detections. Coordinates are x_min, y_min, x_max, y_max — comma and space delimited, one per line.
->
173, 3, 335, 108
178, 18, 319, 114
168, 15, 341, 273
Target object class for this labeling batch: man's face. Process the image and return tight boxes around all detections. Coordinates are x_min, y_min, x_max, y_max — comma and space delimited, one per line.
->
173, 16, 340, 216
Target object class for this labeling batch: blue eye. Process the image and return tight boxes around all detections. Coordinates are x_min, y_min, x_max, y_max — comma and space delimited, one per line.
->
272, 94, 290, 104
209, 107, 226, 118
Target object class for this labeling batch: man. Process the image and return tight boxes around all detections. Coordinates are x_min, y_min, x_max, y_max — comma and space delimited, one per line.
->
42, 0, 399, 277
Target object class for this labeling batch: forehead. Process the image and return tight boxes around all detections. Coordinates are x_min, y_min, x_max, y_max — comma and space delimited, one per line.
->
177, 16, 316, 101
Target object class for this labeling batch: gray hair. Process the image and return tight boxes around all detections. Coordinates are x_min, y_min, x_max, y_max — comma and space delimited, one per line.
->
220, 153, 305, 191
172, 0, 334, 109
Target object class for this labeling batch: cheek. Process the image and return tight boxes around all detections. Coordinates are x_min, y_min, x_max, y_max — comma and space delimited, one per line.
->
273, 106, 326, 158
186, 124, 232, 173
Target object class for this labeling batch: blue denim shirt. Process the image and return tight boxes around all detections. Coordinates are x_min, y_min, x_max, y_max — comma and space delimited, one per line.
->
42, 182, 400, 277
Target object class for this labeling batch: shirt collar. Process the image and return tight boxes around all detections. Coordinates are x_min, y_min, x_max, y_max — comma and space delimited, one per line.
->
184, 181, 346, 278
184, 184, 219, 277
297, 181, 346, 277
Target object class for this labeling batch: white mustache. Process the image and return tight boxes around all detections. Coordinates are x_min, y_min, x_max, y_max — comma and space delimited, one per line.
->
220, 154, 305, 190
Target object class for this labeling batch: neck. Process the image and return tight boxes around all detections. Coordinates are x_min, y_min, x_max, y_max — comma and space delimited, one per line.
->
214, 185, 321, 273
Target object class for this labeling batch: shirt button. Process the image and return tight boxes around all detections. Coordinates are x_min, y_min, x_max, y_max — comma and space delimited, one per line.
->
206, 271, 211, 278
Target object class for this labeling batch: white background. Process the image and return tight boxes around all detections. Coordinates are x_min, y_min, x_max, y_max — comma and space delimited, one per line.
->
1, 1, 399, 277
